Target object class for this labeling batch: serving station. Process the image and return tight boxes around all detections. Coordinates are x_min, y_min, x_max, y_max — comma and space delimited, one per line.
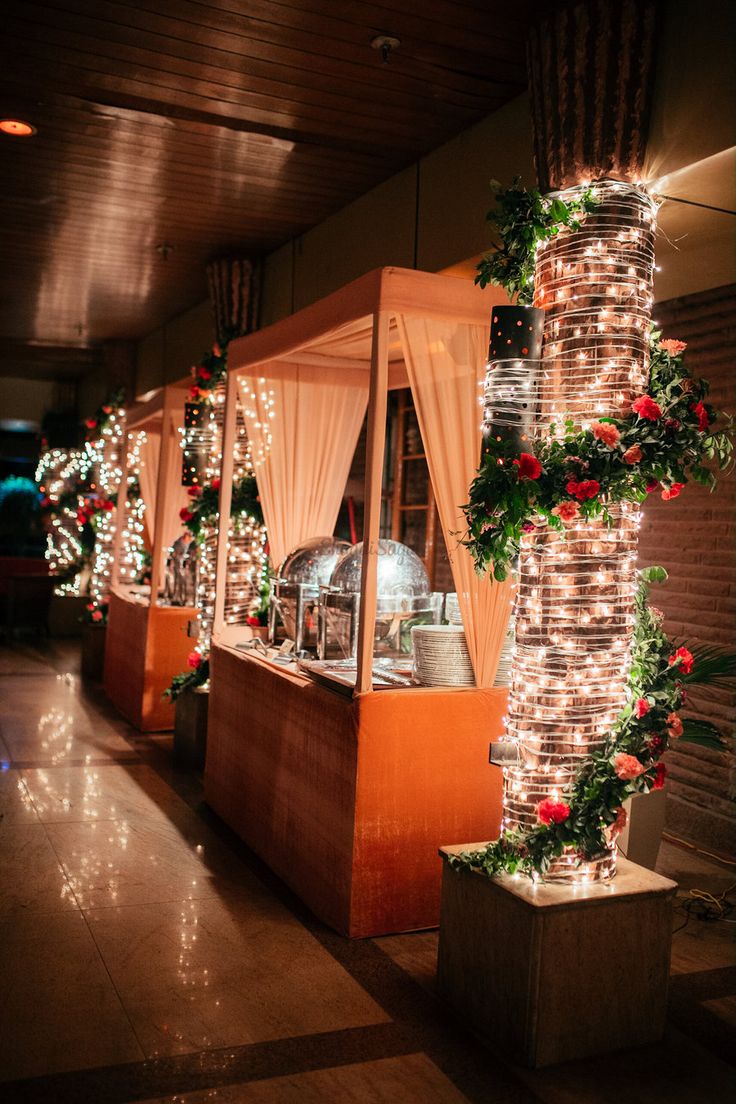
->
104, 383, 196, 732
205, 267, 513, 935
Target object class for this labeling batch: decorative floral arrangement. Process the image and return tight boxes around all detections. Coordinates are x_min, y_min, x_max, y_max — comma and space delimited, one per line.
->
464, 332, 734, 580
448, 567, 736, 879
179, 474, 262, 539
188, 325, 245, 402
83, 387, 125, 440
83, 598, 108, 625
165, 650, 210, 701
474, 177, 597, 303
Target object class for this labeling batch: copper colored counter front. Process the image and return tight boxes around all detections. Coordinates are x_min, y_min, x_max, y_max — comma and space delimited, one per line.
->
104, 589, 196, 732
204, 642, 505, 937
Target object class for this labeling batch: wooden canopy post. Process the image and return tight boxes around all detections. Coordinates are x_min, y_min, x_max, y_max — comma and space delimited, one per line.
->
110, 428, 129, 589
149, 389, 177, 605
356, 311, 390, 693
212, 367, 238, 638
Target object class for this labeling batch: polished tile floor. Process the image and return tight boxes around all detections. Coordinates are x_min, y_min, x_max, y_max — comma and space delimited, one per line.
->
0, 639, 734, 1103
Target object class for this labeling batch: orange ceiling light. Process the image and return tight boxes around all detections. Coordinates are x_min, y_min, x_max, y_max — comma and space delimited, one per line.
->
0, 119, 36, 136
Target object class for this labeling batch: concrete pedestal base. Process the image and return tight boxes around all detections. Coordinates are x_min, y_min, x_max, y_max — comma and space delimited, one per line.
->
80, 623, 106, 681
174, 687, 209, 770
437, 846, 676, 1068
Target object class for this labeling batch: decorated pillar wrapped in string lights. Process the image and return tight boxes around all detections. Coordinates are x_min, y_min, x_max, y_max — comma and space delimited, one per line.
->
37, 447, 95, 596
85, 402, 125, 619
117, 430, 149, 586
500, 180, 658, 880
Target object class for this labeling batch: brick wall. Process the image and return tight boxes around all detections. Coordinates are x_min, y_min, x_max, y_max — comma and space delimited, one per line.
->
638, 284, 736, 856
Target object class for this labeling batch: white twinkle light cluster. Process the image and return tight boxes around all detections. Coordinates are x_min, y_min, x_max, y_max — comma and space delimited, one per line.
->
118, 431, 148, 585
36, 447, 93, 596
86, 408, 125, 610
501, 180, 658, 882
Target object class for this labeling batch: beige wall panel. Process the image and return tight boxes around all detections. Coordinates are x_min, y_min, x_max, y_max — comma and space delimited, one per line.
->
292, 167, 416, 311
3, 379, 56, 424
135, 328, 165, 400
163, 298, 214, 386
261, 242, 294, 327
417, 95, 535, 274
645, 0, 736, 183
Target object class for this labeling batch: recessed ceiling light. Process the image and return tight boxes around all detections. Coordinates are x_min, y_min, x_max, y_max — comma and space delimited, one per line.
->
0, 119, 36, 137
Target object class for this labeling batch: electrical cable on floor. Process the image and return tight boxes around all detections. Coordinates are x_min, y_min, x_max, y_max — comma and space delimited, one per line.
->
662, 831, 736, 867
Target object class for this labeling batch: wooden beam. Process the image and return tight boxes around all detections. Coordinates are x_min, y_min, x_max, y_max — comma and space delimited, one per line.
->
356, 311, 390, 694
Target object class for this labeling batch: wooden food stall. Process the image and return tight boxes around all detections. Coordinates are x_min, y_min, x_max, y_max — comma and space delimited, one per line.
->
104, 384, 196, 732
206, 267, 512, 936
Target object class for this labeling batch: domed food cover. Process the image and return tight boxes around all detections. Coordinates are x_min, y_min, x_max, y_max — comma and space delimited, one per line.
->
278, 536, 351, 587
272, 536, 351, 649
329, 539, 430, 597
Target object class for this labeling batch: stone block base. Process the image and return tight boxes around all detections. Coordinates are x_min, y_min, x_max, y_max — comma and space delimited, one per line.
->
437, 847, 676, 1068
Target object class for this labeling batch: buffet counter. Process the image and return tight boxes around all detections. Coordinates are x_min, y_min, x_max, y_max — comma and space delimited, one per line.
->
204, 641, 506, 937
104, 587, 196, 732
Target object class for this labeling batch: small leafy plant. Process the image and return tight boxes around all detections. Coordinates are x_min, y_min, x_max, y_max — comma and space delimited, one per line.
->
475, 178, 597, 303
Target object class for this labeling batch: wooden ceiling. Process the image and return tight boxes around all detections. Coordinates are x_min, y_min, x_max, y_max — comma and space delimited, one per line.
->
0, 1, 539, 380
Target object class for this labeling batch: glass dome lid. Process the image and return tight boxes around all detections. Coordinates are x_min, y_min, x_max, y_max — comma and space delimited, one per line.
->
278, 536, 351, 587
329, 539, 430, 597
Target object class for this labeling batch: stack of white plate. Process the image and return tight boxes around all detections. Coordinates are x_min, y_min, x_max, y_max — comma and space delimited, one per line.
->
412, 624, 476, 687
493, 617, 515, 686
444, 592, 464, 626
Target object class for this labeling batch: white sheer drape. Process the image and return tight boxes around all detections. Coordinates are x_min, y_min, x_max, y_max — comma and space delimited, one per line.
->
237, 364, 368, 567
138, 429, 160, 547
397, 315, 513, 688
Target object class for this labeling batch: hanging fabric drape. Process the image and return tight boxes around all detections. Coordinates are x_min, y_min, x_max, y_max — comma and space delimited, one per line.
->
397, 315, 513, 688
237, 364, 368, 568
137, 428, 160, 548
158, 410, 189, 558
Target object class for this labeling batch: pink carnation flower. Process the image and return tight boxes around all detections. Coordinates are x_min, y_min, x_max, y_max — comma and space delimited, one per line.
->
659, 339, 687, 357
591, 421, 620, 447
613, 752, 646, 781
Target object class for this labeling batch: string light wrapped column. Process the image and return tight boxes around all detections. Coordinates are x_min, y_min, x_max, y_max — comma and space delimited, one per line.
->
502, 180, 658, 881
87, 407, 125, 610
190, 382, 267, 656
117, 431, 148, 585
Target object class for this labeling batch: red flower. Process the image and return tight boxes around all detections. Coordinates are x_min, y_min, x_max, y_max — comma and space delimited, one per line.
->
187, 485, 202, 498
551, 500, 580, 523
188, 386, 200, 401
187, 651, 203, 669
632, 395, 662, 421
690, 401, 710, 431
664, 418, 681, 432
246, 616, 262, 627
40, 495, 51, 508
622, 445, 643, 465
102, 405, 112, 415
85, 417, 97, 429
211, 477, 221, 491
668, 646, 694, 675
536, 797, 570, 826
667, 712, 683, 739
646, 480, 660, 494
648, 734, 665, 753
566, 479, 600, 501
86, 602, 95, 611
91, 610, 103, 623
659, 339, 687, 357
179, 507, 194, 523
661, 483, 684, 501
613, 753, 646, 780
634, 698, 650, 719
591, 421, 620, 447
513, 453, 542, 480
651, 762, 667, 791
212, 343, 222, 357
521, 521, 536, 533
198, 367, 212, 382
